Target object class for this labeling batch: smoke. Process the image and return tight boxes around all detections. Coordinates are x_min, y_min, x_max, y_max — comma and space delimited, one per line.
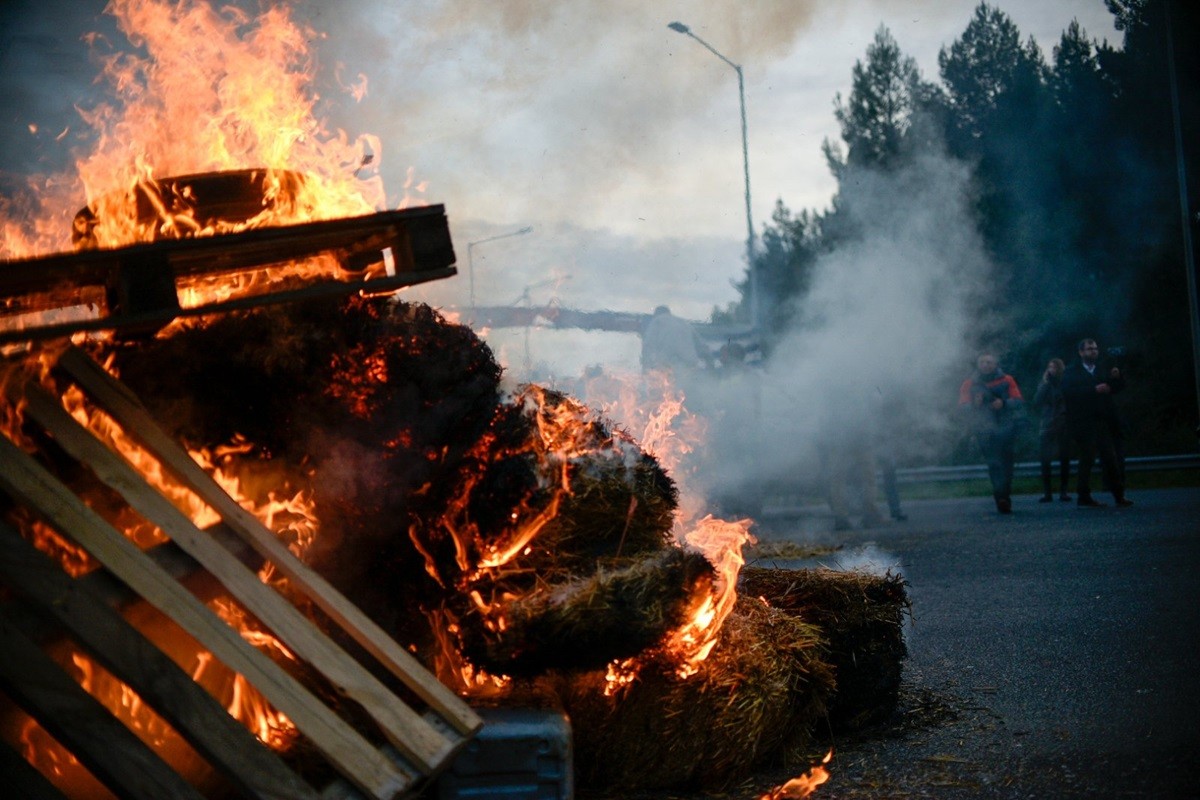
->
294, 1, 820, 236
688, 146, 993, 503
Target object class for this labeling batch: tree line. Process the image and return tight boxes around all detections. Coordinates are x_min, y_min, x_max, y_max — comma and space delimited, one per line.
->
717, 0, 1199, 457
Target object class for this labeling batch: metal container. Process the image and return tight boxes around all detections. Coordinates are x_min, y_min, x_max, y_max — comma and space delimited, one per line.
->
435, 708, 574, 800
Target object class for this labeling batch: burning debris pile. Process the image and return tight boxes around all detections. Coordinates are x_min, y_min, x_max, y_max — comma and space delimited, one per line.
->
39, 294, 907, 792
0, 2, 909, 792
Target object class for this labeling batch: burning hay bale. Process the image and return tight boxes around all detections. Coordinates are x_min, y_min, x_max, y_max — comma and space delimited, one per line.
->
406, 384, 699, 674
739, 565, 911, 730
94, 294, 506, 644
91, 297, 711, 675
458, 548, 715, 676
409, 384, 679, 576
548, 595, 835, 791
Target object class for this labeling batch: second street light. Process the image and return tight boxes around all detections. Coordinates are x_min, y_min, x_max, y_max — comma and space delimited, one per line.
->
667, 21, 759, 332
467, 226, 533, 313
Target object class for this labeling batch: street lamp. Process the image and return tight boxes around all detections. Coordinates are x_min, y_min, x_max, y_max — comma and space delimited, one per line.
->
467, 226, 533, 311
667, 21, 758, 331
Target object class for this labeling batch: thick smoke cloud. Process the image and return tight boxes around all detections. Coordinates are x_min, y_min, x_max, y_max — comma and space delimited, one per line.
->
688, 148, 992, 501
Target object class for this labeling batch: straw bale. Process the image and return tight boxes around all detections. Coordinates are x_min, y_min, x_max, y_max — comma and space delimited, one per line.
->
739, 565, 910, 730
458, 547, 715, 676
553, 595, 835, 791
94, 296, 503, 643
105, 296, 501, 463
472, 386, 677, 566
408, 384, 679, 589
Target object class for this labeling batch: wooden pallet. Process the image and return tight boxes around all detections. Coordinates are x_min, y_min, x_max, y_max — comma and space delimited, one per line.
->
0, 345, 481, 799
0, 205, 457, 346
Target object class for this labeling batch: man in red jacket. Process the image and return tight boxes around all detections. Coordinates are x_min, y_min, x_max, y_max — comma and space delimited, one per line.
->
959, 353, 1024, 514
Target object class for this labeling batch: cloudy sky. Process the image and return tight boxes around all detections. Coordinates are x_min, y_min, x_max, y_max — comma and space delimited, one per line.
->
0, 0, 1121, 375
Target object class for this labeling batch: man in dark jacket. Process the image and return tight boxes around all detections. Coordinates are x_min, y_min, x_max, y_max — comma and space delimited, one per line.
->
959, 353, 1024, 514
1061, 338, 1132, 507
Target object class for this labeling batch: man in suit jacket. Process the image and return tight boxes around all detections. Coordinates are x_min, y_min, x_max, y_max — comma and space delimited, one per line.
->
1061, 338, 1132, 507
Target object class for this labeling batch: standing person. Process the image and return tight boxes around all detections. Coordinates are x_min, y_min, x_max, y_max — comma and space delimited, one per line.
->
958, 353, 1024, 514
820, 431, 886, 531
879, 451, 907, 521
1032, 357, 1071, 503
874, 388, 907, 521
1061, 338, 1133, 508
640, 305, 710, 373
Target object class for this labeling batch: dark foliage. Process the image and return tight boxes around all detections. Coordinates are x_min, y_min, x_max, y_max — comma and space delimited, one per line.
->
734, 0, 1200, 454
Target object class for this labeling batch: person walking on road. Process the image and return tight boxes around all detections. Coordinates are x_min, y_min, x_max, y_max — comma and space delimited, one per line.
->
959, 353, 1024, 514
1061, 338, 1133, 508
1033, 357, 1072, 503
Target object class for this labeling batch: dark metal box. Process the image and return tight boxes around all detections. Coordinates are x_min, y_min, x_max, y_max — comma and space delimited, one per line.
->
435, 708, 573, 800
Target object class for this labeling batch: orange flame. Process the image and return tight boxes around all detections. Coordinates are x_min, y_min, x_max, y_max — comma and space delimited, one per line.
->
1, 0, 396, 262
1, 354, 315, 777
760, 750, 834, 799
577, 369, 754, 675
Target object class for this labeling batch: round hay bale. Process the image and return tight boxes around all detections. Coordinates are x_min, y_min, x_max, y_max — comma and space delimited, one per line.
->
459, 547, 715, 676
95, 296, 504, 645
411, 384, 679, 588
555, 595, 835, 791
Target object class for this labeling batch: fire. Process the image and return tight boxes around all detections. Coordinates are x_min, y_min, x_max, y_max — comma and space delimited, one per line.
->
668, 514, 753, 674
759, 750, 834, 799
1, 0, 396, 291
577, 368, 754, 674
426, 609, 512, 697
0, 353, 315, 787
2, 1, 771, 793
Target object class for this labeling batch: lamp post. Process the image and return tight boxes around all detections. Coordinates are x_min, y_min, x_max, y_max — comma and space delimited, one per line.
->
667, 21, 758, 331
468, 226, 533, 311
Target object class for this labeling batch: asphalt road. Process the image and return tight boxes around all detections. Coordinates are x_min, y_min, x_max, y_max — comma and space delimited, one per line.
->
743, 486, 1200, 799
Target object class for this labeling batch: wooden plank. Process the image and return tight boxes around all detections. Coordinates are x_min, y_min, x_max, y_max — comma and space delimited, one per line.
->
0, 206, 452, 296
57, 345, 483, 740
0, 520, 322, 800
0, 740, 71, 800
0, 611, 208, 800
13, 380, 455, 776
0, 434, 413, 800
2, 522, 261, 645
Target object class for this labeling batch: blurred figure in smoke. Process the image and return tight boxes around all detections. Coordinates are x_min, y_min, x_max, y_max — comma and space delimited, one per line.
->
706, 340, 765, 519
640, 305, 711, 374
958, 353, 1024, 514
1062, 338, 1132, 508
1033, 357, 1072, 503
820, 430, 886, 532
874, 388, 908, 522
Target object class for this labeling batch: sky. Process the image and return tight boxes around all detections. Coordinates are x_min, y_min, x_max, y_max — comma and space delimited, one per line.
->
309, 1, 1119, 335
0, 0, 1120, 380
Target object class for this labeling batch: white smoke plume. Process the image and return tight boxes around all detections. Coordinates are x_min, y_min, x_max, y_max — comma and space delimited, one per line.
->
688, 147, 993, 504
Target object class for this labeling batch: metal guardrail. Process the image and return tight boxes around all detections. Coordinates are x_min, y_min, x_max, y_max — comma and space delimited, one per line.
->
895, 453, 1200, 484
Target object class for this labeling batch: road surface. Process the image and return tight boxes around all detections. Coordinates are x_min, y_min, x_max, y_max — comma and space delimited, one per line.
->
740, 486, 1200, 799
